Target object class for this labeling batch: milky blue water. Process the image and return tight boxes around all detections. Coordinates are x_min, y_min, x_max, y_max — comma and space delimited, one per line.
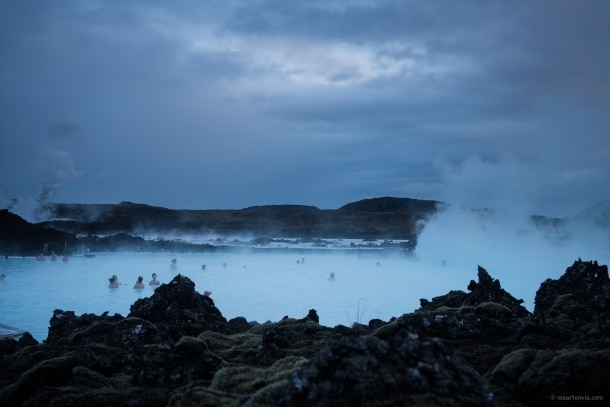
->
0, 250, 474, 342
1, 244, 604, 342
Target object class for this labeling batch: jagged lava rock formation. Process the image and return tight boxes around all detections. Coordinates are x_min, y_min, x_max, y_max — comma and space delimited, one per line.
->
1, 260, 609, 406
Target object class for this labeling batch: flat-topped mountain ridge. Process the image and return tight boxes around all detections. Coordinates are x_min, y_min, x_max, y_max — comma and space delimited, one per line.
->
38, 196, 442, 241
1, 197, 441, 255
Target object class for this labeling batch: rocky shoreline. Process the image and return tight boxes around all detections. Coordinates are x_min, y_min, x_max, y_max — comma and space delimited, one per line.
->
1, 259, 608, 406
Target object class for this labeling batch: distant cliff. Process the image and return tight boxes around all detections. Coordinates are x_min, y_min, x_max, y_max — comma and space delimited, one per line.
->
338, 196, 442, 214
5, 195, 608, 256
40, 197, 442, 240
0, 209, 78, 256
1, 197, 442, 255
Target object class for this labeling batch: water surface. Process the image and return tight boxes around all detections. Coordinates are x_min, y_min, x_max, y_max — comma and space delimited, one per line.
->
0, 247, 589, 342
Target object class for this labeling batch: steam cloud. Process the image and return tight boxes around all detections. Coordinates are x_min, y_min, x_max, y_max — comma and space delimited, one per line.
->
32, 146, 82, 220
414, 155, 610, 311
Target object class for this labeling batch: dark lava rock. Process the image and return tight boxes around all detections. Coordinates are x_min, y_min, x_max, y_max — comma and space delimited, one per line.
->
0, 208, 78, 256
420, 265, 530, 318
128, 274, 228, 339
304, 308, 319, 323
46, 310, 126, 345
283, 334, 495, 407
226, 316, 253, 334
483, 259, 610, 406
488, 347, 610, 407
395, 266, 533, 375
535, 259, 609, 318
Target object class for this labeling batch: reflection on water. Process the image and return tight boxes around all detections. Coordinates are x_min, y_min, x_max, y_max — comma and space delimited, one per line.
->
0, 250, 473, 342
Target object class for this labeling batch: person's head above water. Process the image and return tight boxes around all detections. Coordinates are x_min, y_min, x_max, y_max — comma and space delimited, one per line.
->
150, 273, 160, 285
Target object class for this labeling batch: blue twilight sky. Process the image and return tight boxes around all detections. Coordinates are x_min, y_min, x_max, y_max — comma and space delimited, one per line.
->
1, 0, 610, 219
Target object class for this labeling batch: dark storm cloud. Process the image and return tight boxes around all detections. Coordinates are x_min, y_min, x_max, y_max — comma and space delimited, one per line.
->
224, 0, 474, 44
1, 0, 609, 220
224, 0, 610, 112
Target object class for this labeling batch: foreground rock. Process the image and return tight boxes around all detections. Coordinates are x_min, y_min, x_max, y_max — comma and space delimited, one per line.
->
1, 261, 609, 406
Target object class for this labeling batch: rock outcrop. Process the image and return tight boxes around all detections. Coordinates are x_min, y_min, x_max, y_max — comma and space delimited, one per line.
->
1, 261, 609, 406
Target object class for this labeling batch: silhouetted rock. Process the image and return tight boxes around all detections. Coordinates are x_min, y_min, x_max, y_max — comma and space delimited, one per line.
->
129, 274, 228, 339
226, 316, 252, 334
303, 309, 319, 323
0, 209, 77, 256
420, 265, 530, 318
535, 259, 609, 330
338, 196, 441, 213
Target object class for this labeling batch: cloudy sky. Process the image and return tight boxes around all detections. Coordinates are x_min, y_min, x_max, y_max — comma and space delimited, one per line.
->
2, 0, 609, 218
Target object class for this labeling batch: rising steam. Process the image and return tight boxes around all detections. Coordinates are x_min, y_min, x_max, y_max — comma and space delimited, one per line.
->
2, 146, 84, 222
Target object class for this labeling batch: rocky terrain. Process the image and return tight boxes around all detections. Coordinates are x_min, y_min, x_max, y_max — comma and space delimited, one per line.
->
1, 259, 608, 406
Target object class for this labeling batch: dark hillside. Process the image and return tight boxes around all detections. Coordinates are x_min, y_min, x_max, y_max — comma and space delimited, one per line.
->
338, 196, 442, 214
0, 209, 77, 256
0, 197, 450, 255
39, 197, 442, 241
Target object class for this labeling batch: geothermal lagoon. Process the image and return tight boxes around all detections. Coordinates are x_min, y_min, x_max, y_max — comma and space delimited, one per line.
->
2, 228, 604, 343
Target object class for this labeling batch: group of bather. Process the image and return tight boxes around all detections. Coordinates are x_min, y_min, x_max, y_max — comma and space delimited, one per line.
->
107, 258, 212, 296
108, 259, 176, 288
108, 273, 160, 289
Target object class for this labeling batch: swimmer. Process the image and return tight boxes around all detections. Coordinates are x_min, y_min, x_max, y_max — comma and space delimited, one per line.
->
134, 276, 145, 289
108, 275, 120, 288
170, 259, 177, 270
202, 264, 206, 271
62, 255, 69, 262
203, 290, 212, 297
50, 251, 57, 261
328, 272, 335, 281
149, 273, 160, 286
36, 253, 45, 261
0, 273, 5, 280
